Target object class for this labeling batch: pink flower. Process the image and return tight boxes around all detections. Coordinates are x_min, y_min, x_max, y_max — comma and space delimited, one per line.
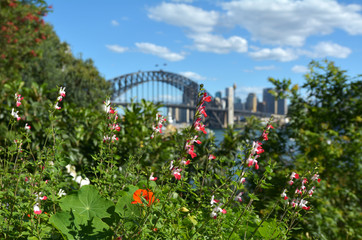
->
149, 172, 157, 181
267, 124, 274, 130
57, 96, 63, 102
288, 180, 294, 185
33, 204, 42, 215
209, 154, 216, 160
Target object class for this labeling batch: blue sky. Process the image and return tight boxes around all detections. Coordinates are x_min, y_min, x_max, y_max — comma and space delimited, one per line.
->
45, 0, 362, 102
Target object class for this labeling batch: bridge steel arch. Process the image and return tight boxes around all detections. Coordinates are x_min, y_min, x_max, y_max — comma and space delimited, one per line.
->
109, 70, 200, 105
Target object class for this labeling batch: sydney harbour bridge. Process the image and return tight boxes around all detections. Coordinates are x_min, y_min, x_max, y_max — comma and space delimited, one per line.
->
109, 70, 271, 128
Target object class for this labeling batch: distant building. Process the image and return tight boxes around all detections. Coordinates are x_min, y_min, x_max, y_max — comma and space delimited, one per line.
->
246, 93, 257, 112
215, 91, 222, 99
277, 98, 288, 115
263, 88, 277, 114
234, 97, 243, 110
257, 101, 266, 113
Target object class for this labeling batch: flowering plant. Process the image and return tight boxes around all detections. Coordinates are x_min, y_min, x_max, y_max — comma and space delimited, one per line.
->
0, 83, 321, 239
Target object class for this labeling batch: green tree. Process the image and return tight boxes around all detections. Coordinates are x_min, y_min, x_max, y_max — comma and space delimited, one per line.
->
269, 60, 362, 239
0, 0, 50, 81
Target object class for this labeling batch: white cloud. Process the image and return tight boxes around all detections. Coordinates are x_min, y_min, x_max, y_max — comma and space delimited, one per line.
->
189, 33, 247, 53
180, 71, 206, 81
254, 65, 275, 71
135, 42, 186, 61
235, 86, 264, 101
171, 0, 193, 2
106, 44, 128, 53
292, 65, 309, 73
111, 20, 119, 26
249, 48, 297, 62
307, 42, 352, 58
148, 2, 219, 33
221, 0, 362, 46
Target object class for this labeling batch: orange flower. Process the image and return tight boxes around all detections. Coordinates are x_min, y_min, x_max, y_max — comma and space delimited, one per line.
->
131, 189, 155, 206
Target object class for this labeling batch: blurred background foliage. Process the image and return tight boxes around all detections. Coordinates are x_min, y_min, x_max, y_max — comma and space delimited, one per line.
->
0, 0, 361, 239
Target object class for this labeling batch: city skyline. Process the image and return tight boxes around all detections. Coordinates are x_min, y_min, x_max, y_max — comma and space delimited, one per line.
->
44, 0, 362, 101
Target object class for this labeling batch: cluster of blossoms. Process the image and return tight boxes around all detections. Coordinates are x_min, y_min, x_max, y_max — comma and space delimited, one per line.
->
168, 92, 213, 182
210, 195, 227, 219
281, 172, 321, 211
11, 92, 31, 131
103, 99, 120, 143
151, 113, 166, 139
33, 192, 47, 215
185, 135, 202, 159
193, 93, 211, 135
246, 124, 273, 170
55, 87, 66, 110
169, 160, 182, 180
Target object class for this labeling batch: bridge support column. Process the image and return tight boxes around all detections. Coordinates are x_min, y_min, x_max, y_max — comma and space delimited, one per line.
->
226, 87, 234, 127
175, 107, 180, 122
186, 108, 190, 123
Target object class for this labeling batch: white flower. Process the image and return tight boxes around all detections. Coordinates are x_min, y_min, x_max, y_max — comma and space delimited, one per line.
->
58, 189, 66, 197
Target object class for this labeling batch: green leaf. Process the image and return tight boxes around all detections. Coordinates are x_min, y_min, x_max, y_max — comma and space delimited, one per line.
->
49, 211, 76, 240
60, 185, 114, 219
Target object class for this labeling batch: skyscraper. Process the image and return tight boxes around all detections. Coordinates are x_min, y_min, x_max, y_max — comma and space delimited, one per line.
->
277, 98, 287, 115
263, 88, 277, 114
246, 93, 257, 112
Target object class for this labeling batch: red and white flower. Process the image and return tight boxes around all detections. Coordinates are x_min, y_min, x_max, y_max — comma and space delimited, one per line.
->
15, 93, 24, 107
149, 172, 157, 181
311, 173, 321, 183
11, 108, 21, 121
55, 102, 61, 110
33, 203, 42, 215
281, 189, 288, 200
235, 192, 244, 202
59, 87, 66, 97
